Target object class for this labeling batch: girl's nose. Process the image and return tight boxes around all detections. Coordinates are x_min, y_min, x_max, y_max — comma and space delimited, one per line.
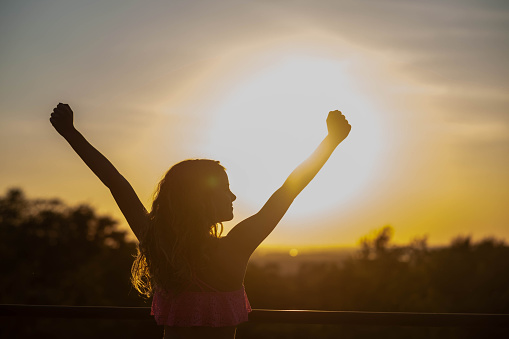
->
230, 191, 237, 202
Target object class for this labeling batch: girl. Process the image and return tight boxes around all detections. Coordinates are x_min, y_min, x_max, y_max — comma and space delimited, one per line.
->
50, 103, 351, 338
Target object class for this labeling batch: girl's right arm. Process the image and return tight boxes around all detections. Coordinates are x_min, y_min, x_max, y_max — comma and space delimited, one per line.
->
50, 103, 148, 240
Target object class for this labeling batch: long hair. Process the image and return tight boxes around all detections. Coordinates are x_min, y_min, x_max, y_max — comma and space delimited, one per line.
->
131, 159, 226, 297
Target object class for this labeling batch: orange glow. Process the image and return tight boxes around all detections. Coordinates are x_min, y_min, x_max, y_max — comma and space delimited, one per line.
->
204, 55, 387, 218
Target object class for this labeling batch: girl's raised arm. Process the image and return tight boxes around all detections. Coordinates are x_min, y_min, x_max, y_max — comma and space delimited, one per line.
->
226, 110, 351, 258
50, 103, 148, 240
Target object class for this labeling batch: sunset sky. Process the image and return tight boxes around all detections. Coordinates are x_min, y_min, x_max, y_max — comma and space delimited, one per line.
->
1, 0, 508, 248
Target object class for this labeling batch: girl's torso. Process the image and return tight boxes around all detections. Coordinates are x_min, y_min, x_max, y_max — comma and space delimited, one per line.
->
193, 236, 249, 290
154, 237, 252, 338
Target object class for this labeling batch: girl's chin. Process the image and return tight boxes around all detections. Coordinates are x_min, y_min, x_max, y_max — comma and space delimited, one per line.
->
221, 212, 234, 222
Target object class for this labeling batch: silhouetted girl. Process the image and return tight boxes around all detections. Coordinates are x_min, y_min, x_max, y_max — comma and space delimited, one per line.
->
50, 103, 351, 339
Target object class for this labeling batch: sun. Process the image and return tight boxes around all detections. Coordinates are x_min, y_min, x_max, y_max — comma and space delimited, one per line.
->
203, 55, 386, 219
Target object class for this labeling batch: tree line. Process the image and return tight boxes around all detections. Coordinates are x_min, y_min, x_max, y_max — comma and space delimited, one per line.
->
1, 188, 507, 338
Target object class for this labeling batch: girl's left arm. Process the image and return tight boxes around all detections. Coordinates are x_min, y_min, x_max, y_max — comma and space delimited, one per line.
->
226, 110, 351, 257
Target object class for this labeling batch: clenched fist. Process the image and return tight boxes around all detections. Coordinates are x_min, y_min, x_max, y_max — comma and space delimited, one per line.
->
50, 103, 75, 137
326, 110, 351, 144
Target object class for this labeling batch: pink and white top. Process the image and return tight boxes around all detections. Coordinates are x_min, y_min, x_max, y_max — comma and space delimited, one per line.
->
151, 283, 252, 327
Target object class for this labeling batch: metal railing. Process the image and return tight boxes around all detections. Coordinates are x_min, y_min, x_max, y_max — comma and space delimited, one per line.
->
1, 304, 508, 328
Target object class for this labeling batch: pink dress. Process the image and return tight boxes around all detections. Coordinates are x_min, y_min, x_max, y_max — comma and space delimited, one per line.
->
151, 279, 252, 327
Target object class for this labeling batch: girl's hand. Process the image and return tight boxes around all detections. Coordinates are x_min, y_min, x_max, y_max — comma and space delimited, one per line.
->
50, 103, 75, 137
327, 110, 351, 144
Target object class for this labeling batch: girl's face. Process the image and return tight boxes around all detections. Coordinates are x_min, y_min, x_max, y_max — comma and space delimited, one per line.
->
210, 171, 236, 222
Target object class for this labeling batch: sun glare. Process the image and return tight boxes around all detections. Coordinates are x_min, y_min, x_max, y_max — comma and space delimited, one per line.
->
204, 55, 386, 219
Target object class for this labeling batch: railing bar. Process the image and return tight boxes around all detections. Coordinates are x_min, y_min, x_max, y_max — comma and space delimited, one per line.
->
1, 305, 508, 327
0, 304, 153, 320
249, 309, 509, 327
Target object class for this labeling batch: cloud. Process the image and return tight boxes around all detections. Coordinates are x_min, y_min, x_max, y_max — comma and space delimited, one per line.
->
261, 0, 509, 92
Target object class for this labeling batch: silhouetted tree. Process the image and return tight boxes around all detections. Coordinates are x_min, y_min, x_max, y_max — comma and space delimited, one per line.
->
0, 188, 140, 306
245, 225, 509, 315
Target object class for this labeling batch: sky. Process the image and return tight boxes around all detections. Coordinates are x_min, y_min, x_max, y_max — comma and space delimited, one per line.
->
1, 0, 508, 248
